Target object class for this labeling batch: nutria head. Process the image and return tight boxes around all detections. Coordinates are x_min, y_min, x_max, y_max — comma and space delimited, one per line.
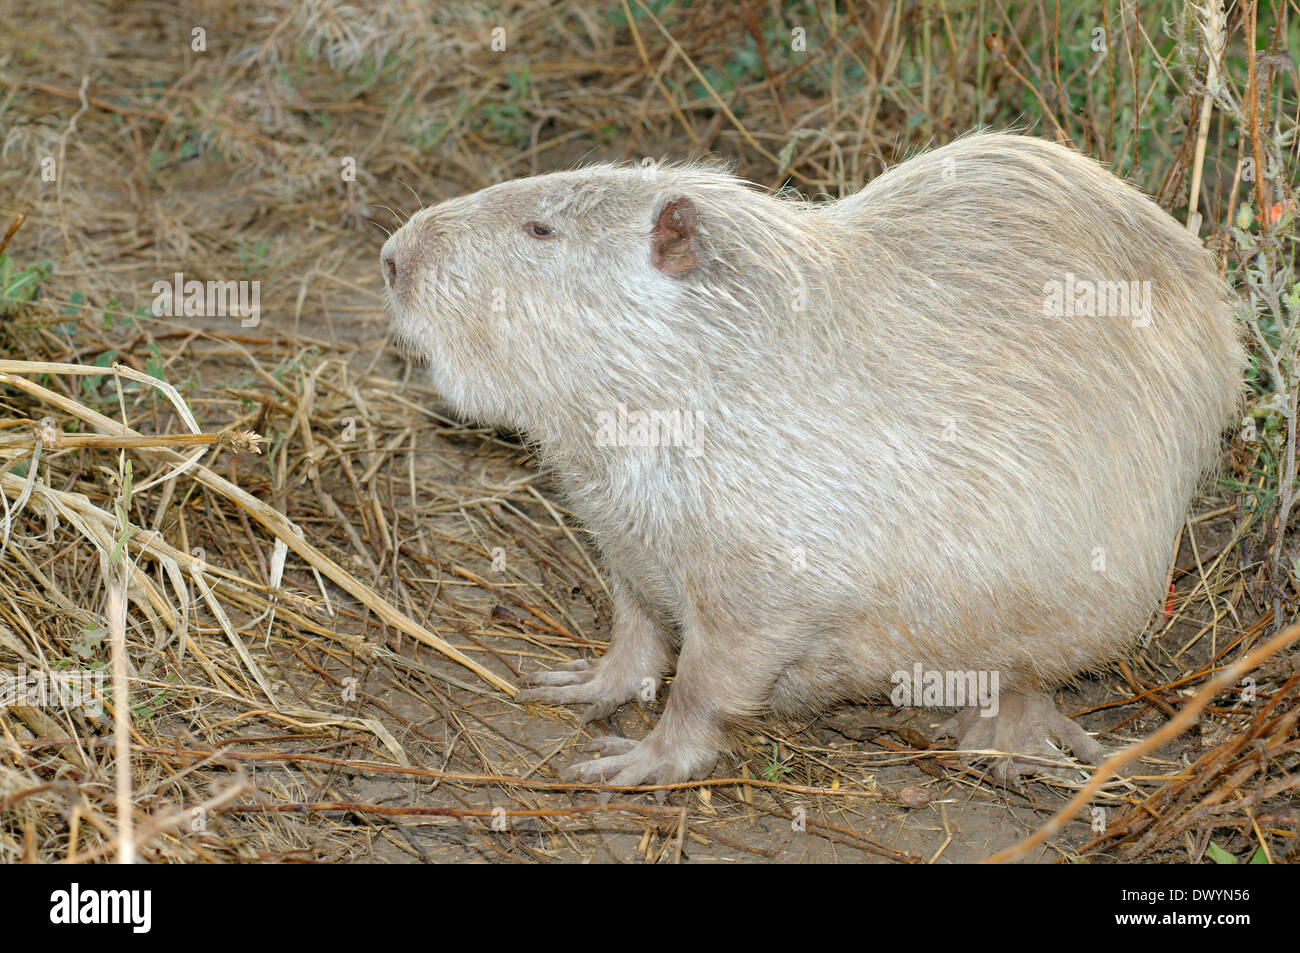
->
380, 162, 833, 444
382, 166, 698, 430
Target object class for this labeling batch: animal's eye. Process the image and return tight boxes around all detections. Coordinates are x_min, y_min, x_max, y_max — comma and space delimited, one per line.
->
523, 221, 556, 239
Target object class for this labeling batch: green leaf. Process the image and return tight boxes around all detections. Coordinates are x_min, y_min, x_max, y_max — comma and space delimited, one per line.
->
72, 625, 108, 660
1206, 841, 1236, 864
0, 255, 53, 315
109, 523, 136, 563
777, 130, 821, 174
145, 342, 166, 381
63, 290, 85, 317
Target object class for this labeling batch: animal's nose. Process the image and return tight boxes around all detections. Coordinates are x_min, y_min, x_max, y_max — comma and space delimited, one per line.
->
380, 237, 399, 288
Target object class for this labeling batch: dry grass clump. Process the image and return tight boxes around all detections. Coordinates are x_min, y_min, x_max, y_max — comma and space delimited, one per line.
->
0, 302, 510, 860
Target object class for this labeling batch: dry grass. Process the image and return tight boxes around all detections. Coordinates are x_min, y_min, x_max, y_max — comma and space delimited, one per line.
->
0, 0, 1296, 863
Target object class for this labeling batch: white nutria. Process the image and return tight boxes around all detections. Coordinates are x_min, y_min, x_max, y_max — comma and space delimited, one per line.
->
381, 132, 1245, 788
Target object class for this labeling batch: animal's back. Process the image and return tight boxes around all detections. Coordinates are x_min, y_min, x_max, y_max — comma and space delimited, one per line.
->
788, 132, 1245, 692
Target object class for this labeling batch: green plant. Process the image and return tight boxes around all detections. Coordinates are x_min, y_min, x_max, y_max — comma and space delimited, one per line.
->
1187, 0, 1300, 624
0, 252, 52, 317
475, 66, 534, 148
760, 742, 791, 782
1206, 840, 1269, 863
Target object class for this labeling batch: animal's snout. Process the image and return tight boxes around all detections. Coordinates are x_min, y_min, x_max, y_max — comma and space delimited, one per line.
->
382, 210, 439, 291
380, 237, 399, 289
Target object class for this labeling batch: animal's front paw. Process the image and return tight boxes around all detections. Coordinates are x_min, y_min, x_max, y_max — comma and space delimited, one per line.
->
561, 734, 717, 801
517, 654, 657, 721
936, 690, 1106, 787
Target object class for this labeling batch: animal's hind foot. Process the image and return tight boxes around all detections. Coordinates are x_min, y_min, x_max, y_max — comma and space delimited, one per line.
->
936, 690, 1106, 787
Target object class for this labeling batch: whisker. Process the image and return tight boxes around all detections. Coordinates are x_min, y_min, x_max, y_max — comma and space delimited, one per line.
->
369, 215, 397, 239
393, 176, 426, 218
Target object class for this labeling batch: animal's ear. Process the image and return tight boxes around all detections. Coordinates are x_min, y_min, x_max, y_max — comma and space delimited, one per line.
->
650, 197, 700, 276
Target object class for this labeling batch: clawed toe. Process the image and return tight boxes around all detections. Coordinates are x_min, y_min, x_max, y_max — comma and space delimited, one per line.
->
581, 698, 621, 723
992, 742, 1084, 787
1044, 710, 1105, 767
583, 734, 639, 756
522, 658, 591, 688
526, 670, 588, 688
515, 685, 578, 705
515, 681, 634, 717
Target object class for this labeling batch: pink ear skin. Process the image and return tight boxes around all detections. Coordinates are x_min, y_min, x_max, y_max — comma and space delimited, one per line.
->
651, 197, 701, 275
